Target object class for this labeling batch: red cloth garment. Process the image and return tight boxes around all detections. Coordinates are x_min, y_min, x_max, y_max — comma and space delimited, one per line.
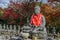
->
30, 13, 42, 27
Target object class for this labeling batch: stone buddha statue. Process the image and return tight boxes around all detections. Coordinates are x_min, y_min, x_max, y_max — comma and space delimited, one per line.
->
21, 3, 47, 40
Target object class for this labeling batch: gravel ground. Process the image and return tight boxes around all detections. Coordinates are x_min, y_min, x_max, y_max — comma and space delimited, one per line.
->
0, 35, 57, 40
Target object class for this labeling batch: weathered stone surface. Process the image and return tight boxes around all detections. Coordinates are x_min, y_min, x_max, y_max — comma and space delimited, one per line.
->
22, 25, 47, 39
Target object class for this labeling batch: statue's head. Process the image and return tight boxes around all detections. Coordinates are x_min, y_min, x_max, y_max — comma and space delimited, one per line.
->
34, 5, 40, 14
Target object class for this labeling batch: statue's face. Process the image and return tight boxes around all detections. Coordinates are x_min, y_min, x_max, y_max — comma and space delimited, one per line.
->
34, 6, 40, 14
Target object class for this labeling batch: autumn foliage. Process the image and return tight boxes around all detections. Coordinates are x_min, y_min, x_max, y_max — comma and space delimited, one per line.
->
0, 1, 60, 26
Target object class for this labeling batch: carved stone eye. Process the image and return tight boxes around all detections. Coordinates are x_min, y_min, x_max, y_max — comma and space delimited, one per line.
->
30, 0, 34, 2
36, 0, 38, 1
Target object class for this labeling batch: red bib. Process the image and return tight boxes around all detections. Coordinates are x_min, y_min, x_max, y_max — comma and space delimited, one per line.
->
30, 13, 42, 27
